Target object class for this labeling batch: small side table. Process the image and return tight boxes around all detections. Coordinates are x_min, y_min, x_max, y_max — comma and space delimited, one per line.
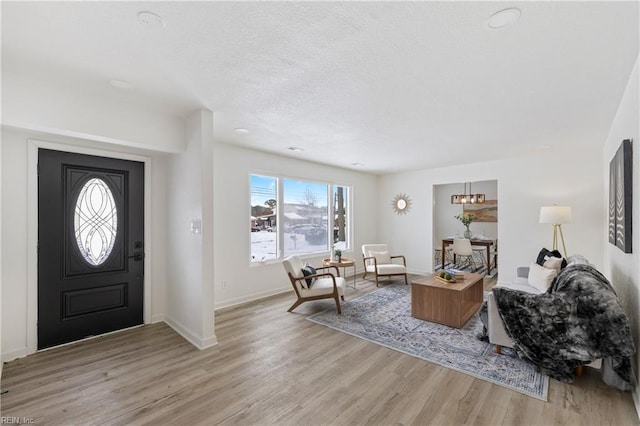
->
322, 257, 357, 289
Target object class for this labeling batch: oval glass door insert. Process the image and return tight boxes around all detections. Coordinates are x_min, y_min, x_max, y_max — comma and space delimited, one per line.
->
74, 178, 117, 266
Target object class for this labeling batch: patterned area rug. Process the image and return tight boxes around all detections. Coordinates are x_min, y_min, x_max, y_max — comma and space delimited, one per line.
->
434, 261, 488, 275
307, 285, 548, 400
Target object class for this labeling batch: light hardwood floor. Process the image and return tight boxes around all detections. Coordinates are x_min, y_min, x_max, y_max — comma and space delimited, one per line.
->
1, 274, 638, 425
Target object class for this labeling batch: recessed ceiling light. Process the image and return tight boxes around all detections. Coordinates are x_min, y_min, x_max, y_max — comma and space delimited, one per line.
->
287, 146, 304, 152
137, 11, 166, 29
234, 128, 249, 134
485, 8, 521, 30
351, 162, 365, 167
109, 79, 135, 90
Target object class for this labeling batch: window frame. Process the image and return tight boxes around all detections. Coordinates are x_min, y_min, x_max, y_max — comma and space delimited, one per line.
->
249, 172, 352, 266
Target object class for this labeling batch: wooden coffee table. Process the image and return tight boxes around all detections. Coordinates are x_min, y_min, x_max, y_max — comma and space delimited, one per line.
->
411, 273, 484, 328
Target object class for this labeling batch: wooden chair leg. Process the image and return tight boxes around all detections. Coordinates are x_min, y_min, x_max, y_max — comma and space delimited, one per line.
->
334, 295, 342, 314
495, 345, 502, 354
404, 274, 408, 285
575, 365, 583, 377
288, 299, 303, 312
375, 275, 379, 287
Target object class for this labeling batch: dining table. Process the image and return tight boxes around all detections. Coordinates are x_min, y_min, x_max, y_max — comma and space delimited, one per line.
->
441, 238, 495, 274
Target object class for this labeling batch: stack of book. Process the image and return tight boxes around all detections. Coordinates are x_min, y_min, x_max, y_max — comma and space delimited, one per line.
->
444, 268, 466, 280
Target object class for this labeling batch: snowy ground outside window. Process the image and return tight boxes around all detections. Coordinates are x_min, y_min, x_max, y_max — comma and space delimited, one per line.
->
251, 231, 347, 263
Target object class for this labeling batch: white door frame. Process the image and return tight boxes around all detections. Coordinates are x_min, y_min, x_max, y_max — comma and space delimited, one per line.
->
26, 139, 153, 356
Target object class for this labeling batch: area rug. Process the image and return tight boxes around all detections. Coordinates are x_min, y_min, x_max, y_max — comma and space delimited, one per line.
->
307, 285, 548, 400
434, 261, 488, 276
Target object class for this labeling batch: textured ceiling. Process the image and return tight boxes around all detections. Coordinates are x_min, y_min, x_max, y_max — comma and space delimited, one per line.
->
2, 1, 639, 173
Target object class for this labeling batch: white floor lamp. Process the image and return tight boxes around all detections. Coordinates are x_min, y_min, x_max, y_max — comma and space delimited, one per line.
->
539, 206, 572, 257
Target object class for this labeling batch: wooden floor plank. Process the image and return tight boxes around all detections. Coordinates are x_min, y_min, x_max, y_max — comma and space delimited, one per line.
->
1, 274, 638, 425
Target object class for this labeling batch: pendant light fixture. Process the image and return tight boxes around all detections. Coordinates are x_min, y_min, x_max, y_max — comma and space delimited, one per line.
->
450, 182, 486, 204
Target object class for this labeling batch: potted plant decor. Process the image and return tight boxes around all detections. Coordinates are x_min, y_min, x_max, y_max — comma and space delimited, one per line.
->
454, 213, 475, 239
334, 248, 342, 263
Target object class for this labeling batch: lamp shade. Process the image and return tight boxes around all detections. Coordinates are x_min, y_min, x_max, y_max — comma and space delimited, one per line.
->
539, 206, 572, 224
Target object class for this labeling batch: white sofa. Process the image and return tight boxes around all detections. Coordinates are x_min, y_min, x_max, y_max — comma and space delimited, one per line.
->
487, 263, 602, 372
487, 266, 540, 353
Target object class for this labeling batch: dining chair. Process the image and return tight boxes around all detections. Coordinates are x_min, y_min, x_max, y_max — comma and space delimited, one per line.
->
452, 238, 476, 269
490, 239, 498, 270
434, 247, 453, 269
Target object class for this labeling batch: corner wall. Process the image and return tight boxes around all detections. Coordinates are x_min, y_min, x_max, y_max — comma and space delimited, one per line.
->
2, 72, 185, 153
212, 142, 379, 310
164, 110, 216, 348
377, 146, 604, 282
602, 56, 640, 415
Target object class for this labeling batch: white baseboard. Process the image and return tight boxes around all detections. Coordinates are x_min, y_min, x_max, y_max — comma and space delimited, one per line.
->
496, 279, 512, 287
151, 314, 165, 324
214, 286, 292, 311
200, 335, 218, 349
633, 388, 640, 422
407, 268, 429, 275
163, 315, 217, 350
1, 347, 28, 363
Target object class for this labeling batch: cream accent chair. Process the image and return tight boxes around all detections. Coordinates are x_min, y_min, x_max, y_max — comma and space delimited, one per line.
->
282, 255, 345, 314
361, 244, 408, 287
452, 238, 476, 269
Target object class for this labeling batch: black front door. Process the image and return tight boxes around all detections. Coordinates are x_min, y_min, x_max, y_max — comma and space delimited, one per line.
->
38, 149, 144, 349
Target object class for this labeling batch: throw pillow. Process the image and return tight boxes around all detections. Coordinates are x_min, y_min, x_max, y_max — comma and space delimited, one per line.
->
528, 262, 558, 292
370, 250, 391, 264
301, 263, 317, 288
536, 248, 567, 269
543, 257, 563, 271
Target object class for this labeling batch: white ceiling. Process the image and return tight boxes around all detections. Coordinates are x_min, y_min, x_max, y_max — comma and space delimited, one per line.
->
2, 1, 639, 174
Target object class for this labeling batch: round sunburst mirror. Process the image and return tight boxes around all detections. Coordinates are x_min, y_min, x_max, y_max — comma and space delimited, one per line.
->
391, 193, 412, 215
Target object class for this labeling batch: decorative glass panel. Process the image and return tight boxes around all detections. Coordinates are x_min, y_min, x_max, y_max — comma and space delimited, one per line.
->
74, 178, 117, 266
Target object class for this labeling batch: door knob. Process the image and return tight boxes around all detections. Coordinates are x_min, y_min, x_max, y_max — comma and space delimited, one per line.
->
128, 252, 144, 261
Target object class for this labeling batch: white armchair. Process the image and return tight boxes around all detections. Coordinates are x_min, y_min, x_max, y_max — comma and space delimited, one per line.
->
361, 244, 408, 287
282, 255, 345, 314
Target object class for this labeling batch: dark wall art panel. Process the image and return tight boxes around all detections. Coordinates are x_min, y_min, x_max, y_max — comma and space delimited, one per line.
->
609, 139, 632, 253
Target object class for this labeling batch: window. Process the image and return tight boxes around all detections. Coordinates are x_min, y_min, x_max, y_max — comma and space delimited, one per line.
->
283, 179, 328, 256
250, 173, 351, 263
333, 185, 349, 251
250, 174, 277, 262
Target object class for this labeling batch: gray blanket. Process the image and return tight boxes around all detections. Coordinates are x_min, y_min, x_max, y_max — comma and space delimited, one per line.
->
493, 264, 636, 389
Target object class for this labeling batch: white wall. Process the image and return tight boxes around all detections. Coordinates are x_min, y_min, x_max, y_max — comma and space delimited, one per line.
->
0, 127, 169, 360
165, 110, 216, 349
0, 115, 3, 378
2, 72, 185, 154
602, 56, 639, 413
2, 129, 32, 357
212, 142, 379, 309
433, 180, 498, 246
378, 148, 604, 280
